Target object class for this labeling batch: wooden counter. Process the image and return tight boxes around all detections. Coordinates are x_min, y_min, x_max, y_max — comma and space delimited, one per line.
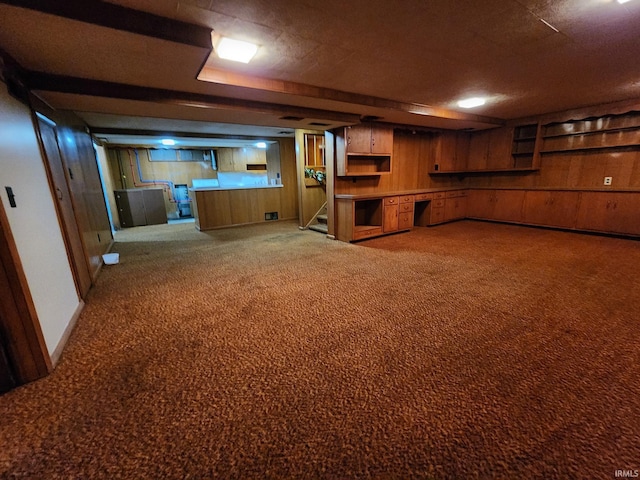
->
190, 185, 289, 231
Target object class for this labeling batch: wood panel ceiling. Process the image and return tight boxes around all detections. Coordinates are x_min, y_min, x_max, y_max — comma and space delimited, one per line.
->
0, 0, 639, 144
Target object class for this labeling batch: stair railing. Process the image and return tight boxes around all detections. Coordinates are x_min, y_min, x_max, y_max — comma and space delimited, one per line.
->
303, 201, 328, 230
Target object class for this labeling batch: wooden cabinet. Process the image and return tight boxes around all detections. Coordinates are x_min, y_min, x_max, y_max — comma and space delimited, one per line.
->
335, 198, 383, 242
444, 190, 467, 222
345, 124, 393, 155
336, 124, 393, 176
575, 192, 640, 235
398, 195, 415, 230
114, 188, 167, 227
522, 191, 581, 229
383, 197, 399, 233
428, 192, 447, 225
383, 195, 414, 233
467, 190, 525, 223
433, 131, 469, 172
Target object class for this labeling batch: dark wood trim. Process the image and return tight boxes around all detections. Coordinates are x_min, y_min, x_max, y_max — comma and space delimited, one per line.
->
0, 0, 213, 49
90, 127, 294, 142
0, 201, 52, 384
24, 72, 362, 124
198, 67, 506, 127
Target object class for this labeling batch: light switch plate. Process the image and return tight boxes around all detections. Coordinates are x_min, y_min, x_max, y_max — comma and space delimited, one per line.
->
604, 176, 612, 186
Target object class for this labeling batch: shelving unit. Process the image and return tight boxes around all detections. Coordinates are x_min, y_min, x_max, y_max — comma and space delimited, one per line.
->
540, 112, 640, 153
511, 123, 541, 169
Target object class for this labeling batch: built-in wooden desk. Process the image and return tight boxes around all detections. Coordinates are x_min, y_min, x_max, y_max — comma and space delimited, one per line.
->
334, 188, 466, 242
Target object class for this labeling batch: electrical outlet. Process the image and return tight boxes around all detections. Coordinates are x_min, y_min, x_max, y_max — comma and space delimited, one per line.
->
604, 176, 612, 186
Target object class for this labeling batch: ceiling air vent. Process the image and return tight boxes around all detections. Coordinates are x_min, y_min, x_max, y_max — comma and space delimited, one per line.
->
361, 115, 382, 122
280, 116, 305, 121
309, 122, 330, 127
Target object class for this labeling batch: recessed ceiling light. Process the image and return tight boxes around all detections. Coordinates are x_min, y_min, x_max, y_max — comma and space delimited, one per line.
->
457, 97, 486, 109
216, 37, 258, 64
255, 142, 267, 149
161, 139, 176, 146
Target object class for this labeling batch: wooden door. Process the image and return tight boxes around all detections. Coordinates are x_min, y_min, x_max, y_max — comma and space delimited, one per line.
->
466, 190, 495, 218
492, 190, 526, 222
37, 117, 92, 298
345, 125, 372, 154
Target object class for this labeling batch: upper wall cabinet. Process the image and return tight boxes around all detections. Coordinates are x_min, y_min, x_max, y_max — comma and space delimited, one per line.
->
430, 126, 538, 174
336, 124, 393, 176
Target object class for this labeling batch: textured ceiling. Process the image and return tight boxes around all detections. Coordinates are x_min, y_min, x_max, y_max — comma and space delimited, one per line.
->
0, 0, 639, 144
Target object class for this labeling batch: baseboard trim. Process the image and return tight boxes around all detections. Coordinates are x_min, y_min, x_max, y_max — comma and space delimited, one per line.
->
50, 300, 85, 367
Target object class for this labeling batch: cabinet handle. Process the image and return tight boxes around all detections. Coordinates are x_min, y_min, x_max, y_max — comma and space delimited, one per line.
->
606, 201, 611, 209
612, 202, 617, 210
347, 136, 351, 145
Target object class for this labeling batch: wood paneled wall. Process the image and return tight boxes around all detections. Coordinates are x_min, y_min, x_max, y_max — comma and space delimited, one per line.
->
334, 129, 464, 196
467, 107, 640, 191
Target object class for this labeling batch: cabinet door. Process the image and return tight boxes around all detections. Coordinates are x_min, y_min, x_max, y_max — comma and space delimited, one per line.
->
576, 192, 640, 235
492, 190, 525, 222
345, 125, 373, 154
487, 127, 515, 170
370, 125, 393, 154
467, 130, 490, 170
523, 191, 580, 228
444, 196, 467, 221
466, 190, 495, 219
383, 197, 399, 233
142, 189, 167, 225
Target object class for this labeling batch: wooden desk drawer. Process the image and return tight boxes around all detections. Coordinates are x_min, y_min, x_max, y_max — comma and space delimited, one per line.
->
383, 196, 399, 206
434, 192, 446, 199
399, 195, 415, 204
446, 190, 467, 198
353, 226, 383, 240
415, 193, 433, 201
399, 203, 414, 213
433, 199, 446, 208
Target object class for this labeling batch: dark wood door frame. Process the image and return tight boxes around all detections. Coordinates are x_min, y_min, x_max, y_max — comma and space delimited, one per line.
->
0, 201, 52, 386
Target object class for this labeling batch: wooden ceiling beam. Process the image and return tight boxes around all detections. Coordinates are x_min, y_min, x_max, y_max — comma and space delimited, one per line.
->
0, 0, 212, 49
25, 71, 362, 125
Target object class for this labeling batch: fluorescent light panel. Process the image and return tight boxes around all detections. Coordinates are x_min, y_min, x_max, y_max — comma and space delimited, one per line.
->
161, 139, 175, 146
617, 0, 632, 4
216, 37, 258, 63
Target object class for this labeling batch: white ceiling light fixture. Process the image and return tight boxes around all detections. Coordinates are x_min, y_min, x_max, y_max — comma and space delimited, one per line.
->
215, 36, 258, 64
161, 138, 176, 146
457, 97, 486, 109
255, 141, 267, 149
617, 0, 633, 4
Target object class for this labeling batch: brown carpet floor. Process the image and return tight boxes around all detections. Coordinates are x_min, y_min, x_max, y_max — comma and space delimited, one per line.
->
1, 219, 639, 479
